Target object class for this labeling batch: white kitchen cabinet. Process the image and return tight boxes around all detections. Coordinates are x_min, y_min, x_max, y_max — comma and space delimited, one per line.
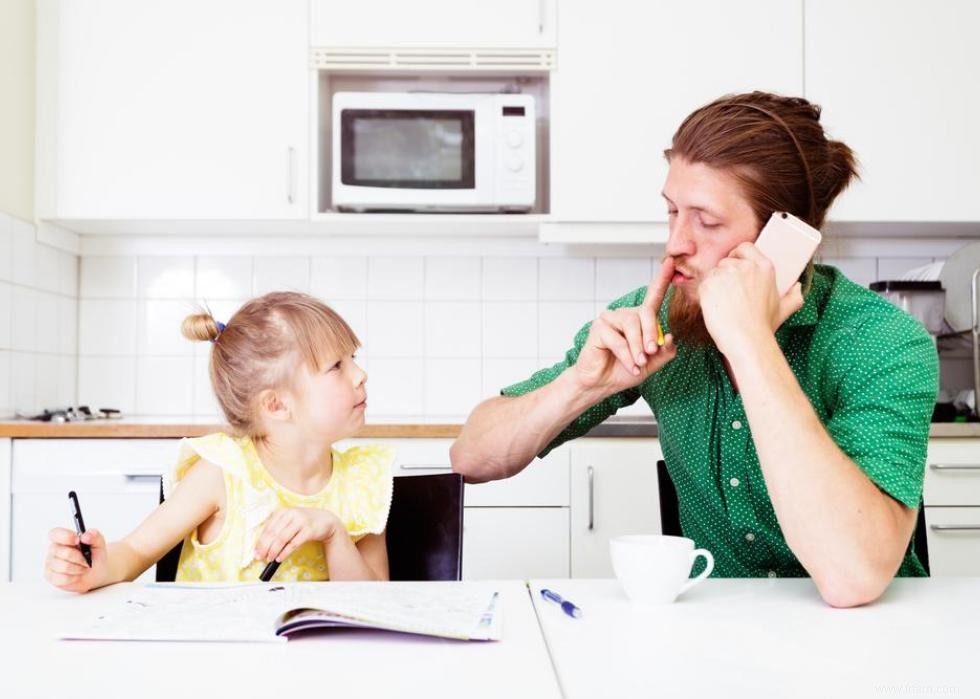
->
569, 438, 662, 578
36, 0, 309, 220
310, 0, 556, 50
923, 438, 980, 576
549, 0, 803, 226
805, 0, 980, 222
10, 439, 178, 583
462, 507, 569, 580
0, 439, 11, 582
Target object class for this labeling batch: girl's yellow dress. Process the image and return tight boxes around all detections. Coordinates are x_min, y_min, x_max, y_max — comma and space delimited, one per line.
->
169, 433, 394, 582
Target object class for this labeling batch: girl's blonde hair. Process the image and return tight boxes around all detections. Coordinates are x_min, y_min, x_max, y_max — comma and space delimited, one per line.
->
181, 291, 360, 437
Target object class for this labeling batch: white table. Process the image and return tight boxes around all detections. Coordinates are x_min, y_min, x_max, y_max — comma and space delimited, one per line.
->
531, 578, 980, 699
3, 581, 560, 699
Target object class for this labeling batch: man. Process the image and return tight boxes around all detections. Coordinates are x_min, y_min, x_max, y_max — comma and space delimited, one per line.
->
451, 92, 939, 608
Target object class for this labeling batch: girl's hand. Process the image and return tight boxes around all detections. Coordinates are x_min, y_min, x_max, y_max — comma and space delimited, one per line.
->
44, 527, 108, 593
255, 508, 346, 564
699, 242, 804, 358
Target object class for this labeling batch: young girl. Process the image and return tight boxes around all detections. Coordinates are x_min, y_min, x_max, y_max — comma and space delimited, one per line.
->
44, 291, 392, 591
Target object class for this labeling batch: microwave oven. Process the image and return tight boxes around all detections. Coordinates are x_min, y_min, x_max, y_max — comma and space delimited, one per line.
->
331, 92, 536, 213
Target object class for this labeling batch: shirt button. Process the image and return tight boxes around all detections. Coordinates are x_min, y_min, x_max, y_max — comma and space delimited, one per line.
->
745, 532, 755, 542
729, 477, 740, 488
768, 570, 777, 578
731, 420, 742, 430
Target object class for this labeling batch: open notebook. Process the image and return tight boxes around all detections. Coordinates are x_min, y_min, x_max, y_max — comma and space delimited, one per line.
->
61, 582, 501, 643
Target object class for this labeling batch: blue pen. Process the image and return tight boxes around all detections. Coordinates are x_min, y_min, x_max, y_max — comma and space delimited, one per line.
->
540, 588, 582, 618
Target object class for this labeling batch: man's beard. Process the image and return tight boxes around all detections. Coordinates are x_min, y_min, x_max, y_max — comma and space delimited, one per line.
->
667, 288, 714, 348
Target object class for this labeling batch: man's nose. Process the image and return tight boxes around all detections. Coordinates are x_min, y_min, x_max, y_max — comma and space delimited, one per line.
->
665, 215, 696, 258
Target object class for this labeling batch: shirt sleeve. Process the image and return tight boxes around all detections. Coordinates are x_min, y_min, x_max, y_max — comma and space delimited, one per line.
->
340, 445, 395, 538
501, 286, 650, 458
824, 312, 939, 508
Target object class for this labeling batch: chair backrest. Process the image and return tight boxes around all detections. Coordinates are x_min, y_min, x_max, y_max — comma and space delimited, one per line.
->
156, 477, 182, 582
656, 460, 683, 537
655, 460, 931, 575
387, 472, 464, 581
156, 472, 464, 582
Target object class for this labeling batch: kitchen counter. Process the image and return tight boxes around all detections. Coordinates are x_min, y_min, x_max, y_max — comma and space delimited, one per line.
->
0, 417, 978, 439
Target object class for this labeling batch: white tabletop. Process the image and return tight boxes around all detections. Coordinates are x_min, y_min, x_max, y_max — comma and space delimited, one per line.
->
530, 577, 980, 699
4, 581, 560, 699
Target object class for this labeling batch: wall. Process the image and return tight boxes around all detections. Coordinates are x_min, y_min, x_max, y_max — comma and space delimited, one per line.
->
0, 0, 35, 222
73, 236, 958, 421
0, 211, 79, 417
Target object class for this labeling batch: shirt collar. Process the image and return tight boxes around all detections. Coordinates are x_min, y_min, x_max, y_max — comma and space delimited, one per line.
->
779, 265, 832, 329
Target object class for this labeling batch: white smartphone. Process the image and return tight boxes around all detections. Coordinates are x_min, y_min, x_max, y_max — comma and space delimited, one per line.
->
754, 211, 822, 295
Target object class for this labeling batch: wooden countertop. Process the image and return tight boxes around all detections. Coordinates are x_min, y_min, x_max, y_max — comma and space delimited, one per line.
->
0, 420, 463, 438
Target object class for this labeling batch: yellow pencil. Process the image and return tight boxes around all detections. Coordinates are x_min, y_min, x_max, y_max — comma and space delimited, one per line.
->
656, 320, 665, 346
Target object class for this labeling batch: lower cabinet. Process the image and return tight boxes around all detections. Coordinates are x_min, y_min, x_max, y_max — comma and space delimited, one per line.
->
569, 439, 664, 578
462, 507, 569, 580
923, 439, 980, 576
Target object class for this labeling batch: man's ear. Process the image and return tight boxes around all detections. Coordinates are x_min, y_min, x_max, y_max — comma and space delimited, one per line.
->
256, 388, 291, 424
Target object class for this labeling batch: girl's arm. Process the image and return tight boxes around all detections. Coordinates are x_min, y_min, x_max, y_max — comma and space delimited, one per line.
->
324, 530, 389, 581
45, 460, 224, 592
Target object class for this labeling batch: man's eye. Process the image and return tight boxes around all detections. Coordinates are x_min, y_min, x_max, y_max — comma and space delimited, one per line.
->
667, 209, 678, 216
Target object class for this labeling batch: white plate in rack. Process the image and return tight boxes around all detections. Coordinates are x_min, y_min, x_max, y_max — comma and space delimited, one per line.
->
939, 241, 980, 333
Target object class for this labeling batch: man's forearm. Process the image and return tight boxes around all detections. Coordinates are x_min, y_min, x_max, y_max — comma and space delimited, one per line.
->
728, 337, 914, 606
451, 369, 607, 483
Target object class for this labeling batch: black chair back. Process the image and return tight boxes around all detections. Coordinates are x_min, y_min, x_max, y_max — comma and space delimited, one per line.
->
656, 460, 682, 537
156, 477, 183, 582
387, 472, 464, 581
155, 472, 465, 582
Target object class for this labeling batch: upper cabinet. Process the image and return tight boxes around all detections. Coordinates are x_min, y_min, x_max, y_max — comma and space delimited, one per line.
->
805, 0, 980, 222
549, 0, 803, 227
36, 0, 309, 220
310, 0, 557, 50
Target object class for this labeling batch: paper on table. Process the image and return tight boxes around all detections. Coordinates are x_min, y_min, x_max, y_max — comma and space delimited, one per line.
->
61, 582, 502, 643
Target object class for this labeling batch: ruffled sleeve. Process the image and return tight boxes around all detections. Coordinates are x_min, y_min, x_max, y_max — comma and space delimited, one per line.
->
170, 432, 248, 491
335, 445, 395, 538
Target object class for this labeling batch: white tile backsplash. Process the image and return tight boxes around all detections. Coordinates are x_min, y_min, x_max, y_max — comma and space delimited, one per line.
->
0, 218, 12, 283
35, 354, 60, 408
78, 356, 135, 413
253, 256, 311, 295
363, 357, 424, 417
482, 301, 538, 358
423, 358, 481, 417
540, 258, 595, 301
10, 352, 35, 411
483, 257, 537, 300
139, 299, 196, 356
367, 301, 424, 357
138, 256, 194, 299
596, 257, 653, 305
425, 257, 481, 300
35, 293, 59, 353
136, 356, 194, 415
368, 257, 424, 300
11, 286, 37, 352
10, 221, 36, 288
424, 302, 481, 358
0, 350, 10, 415
538, 302, 594, 362
0, 282, 11, 350
311, 256, 368, 300
36, 244, 62, 294
79, 299, 139, 356
80, 256, 137, 298
193, 353, 222, 419
482, 357, 540, 398
196, 256, 253, 299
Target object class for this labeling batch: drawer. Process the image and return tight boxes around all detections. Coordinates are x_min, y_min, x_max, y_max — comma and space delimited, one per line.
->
924, 507, 980, 577
462, 507, 569, 580
12, 439, 178, 492
923, 440, 980, 506
340, 438, 570, 506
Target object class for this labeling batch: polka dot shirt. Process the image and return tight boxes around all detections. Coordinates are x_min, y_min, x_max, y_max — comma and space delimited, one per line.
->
503, 265, 939, 578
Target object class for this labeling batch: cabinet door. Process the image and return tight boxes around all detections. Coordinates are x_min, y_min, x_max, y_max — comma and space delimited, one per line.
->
41, 0, 308, 219
569, 439, 663, 578
551, 0, 803, 223
11, 439, 178, 583
311, 0, 556, 49
805, 0, 980, 221
462, 508, 569, 580
924, 507, 980, 577
923, 439, 980, 506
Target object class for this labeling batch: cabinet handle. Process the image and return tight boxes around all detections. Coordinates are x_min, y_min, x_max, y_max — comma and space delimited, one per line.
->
930, 524, 980, 532
286, 146, 296, 204
929, 464, 980, 471
587, 465, 595, 531
537, 0, 545, 34
399, 463, 452, 471
123, 474, 162, 483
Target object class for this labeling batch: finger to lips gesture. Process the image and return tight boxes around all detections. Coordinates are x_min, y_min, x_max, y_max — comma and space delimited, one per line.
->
574, 257, 677, 394
255, 507, 343, 565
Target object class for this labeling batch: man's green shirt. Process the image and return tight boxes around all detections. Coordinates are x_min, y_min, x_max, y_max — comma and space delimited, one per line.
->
503, 265, 939, 578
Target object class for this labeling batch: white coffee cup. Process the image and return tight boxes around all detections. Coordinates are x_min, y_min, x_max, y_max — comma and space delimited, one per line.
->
610, 534, 714, 604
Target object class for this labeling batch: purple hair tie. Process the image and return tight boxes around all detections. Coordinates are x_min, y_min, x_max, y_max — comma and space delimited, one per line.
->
212, 321, 226, 343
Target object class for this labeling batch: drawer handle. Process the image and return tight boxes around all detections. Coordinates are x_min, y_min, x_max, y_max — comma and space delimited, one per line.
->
929, 464, 980, 471
587, 465, 595, 531
124, 474, 162, 483
398, 463, 452, 471
930, 524, 980, 532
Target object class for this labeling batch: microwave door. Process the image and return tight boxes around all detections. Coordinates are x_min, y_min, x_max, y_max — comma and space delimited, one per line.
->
339, 108, 475, 211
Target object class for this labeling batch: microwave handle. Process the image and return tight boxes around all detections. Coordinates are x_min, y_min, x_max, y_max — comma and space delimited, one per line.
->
286, 146, 296, 205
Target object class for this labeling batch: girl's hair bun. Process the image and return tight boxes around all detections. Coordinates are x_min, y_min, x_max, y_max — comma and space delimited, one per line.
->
181, 312, 222, 342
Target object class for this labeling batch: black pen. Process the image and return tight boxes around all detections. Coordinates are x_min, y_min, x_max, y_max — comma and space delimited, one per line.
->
259, 560, 281, 582
68, 491, 92, 567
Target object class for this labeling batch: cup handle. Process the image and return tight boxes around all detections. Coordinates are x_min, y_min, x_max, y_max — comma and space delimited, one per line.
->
678, 548, 714, 596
